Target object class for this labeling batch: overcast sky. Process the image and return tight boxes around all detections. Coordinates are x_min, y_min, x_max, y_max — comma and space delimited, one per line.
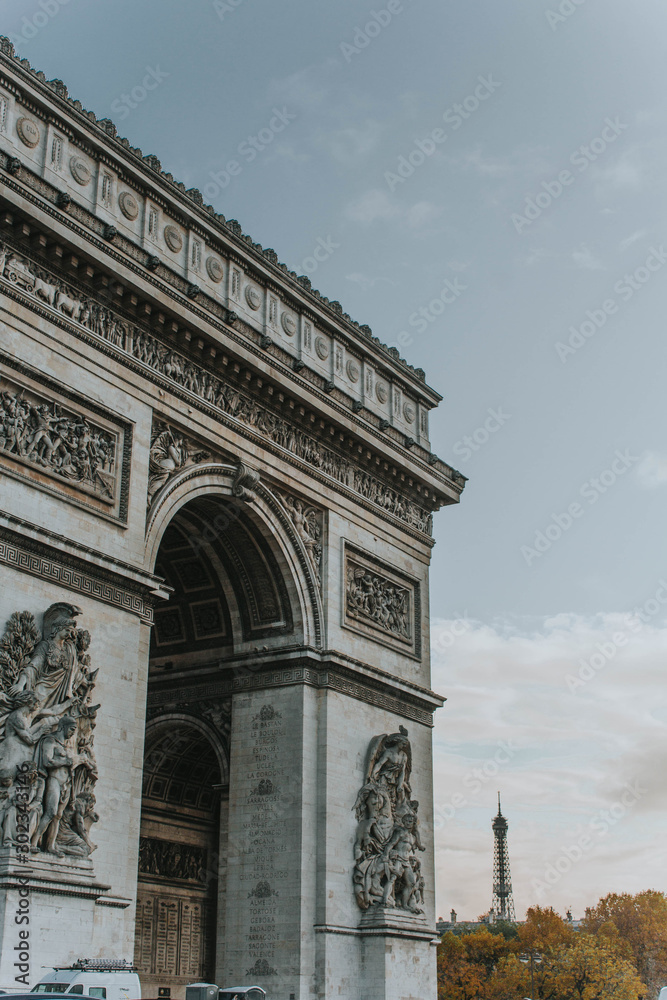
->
5, 0, 667, 922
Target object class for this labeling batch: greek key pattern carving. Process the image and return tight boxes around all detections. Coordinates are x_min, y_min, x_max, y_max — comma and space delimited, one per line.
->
146, 666, 434, 726
0, 533, 154, 624
0, 239, 433, 536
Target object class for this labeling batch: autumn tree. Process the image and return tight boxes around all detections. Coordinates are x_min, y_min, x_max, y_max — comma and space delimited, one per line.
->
583, 890, 667, 995
540, 935, 645, 1000
518, 905, 576, 955
438, 927, 515, 1000
438, 932, 486, 1000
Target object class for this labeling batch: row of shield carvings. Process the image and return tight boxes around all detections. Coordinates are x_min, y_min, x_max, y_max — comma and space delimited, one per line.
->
1, 90, 426, 436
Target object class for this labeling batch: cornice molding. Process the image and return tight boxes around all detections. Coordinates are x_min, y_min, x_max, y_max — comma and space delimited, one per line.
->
0, 39, 440, 399
0, 513, 166, 623
0, 163, 463, 499
146, 648, 444, 727
0, 232, 447, 540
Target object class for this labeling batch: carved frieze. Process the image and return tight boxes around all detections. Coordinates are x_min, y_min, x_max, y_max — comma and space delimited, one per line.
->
353, 727, 425, 914
0, 602, 99, 860
344, 545, 419, 657
148, 420, 213, 506
279, 492, 323, 587
0, 368, 118, 506
0, 238, 434, 535
138, 836, 207, 882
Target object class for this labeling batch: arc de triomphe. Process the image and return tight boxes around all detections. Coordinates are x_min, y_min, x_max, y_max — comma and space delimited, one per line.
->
0, 38, 465, 1000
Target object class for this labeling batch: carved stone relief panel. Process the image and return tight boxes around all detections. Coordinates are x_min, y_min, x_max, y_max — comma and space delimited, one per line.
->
278, 492, 323, 588
0, 602, 100, 861
343, 544, 420, 659
139, 837, 207, 883
0, 357, 131, 521
353, 727, 425, 914
0, 237, 434, 535
148, 418, 216, 507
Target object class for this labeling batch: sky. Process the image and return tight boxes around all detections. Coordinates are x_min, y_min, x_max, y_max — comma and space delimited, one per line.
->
4, 0, 667, 923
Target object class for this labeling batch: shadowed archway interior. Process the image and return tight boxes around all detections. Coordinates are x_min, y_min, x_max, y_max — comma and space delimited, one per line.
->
134, 722, 225, 991
150, 495, 295, 671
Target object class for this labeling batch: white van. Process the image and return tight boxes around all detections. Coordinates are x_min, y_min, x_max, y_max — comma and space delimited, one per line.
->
30, 963, 140, 1000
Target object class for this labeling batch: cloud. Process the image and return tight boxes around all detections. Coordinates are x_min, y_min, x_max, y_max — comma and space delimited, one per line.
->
431, 613, 667, 921
618, 229, 648, 252
406, 200, 441, 228
315, 119, 384, 166
571, 245, 604, 270
344, 189, 441, 230
344, 188, 400, 224
592, 147, 645, 197
635, 451, 667, 489
445, 144, 551, 179
522, 248, 551, 266
345, 271, 390, 291
266, 61, 336, 112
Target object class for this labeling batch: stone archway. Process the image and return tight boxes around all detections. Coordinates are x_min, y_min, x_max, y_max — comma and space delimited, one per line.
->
137, 481, 317, 996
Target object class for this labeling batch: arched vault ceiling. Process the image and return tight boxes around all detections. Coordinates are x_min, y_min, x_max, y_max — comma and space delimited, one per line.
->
151, 495, 294, 659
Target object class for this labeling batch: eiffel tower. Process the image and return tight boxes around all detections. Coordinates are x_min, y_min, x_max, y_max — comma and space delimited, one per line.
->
491, 793, 516, 921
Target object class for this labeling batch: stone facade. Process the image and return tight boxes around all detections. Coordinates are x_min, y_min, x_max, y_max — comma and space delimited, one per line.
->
0, 37, 465, 1000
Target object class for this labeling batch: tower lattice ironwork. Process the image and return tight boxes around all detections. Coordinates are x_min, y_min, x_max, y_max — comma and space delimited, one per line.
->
491, 792, 516, 922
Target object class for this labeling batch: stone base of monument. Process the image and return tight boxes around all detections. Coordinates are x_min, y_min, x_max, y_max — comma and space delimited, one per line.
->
358, 905, 439, 1000
0, 847, 131, 986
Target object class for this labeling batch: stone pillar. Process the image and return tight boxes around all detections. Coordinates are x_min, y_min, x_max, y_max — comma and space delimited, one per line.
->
358, 908, 438, 1000
219, 681, 318, 998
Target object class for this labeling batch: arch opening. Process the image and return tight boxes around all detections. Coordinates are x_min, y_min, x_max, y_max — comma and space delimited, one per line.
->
133, 721, 225, 993
137, 489, 310, 996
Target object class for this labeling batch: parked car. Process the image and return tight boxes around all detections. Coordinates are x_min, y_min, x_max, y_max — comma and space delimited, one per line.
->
218, 991, 265, 1000
30, 962, 140, 1000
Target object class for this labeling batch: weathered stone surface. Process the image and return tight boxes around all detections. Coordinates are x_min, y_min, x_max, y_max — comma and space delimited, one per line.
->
0, 39, 463, 1000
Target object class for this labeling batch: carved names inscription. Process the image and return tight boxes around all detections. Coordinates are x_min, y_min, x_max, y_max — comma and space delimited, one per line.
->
225, 702, 297, 979
0, 239, 434, 535
0, 370, 118, 503
241, 705, 288, 974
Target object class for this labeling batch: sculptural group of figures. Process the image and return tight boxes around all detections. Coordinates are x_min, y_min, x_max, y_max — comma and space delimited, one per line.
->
0, 602, 99, 858
0, 237, 432, 534
138, 837, 207, 883
353, 727, 425, 914
0, 378, 116, 500
347, 566, 411, 639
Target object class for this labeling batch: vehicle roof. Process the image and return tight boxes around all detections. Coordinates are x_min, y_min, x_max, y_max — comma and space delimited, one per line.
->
38, 973, 139, 983
2, 994, 68, 999
218, 990, 265, 996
